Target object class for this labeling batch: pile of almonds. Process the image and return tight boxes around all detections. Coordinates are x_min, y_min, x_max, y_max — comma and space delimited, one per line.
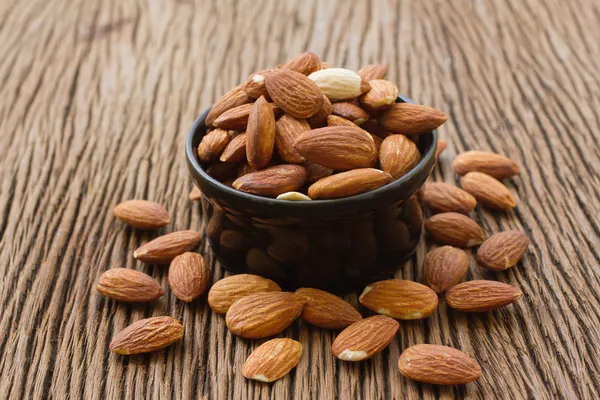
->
99, 55, 530, 388
195, 52, 448, 200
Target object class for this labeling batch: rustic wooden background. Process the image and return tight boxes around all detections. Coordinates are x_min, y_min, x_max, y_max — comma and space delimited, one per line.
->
1, 0, 600, 398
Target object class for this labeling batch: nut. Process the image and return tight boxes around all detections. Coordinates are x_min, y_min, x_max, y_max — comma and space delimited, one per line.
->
303, 160, 333, 184
307, 95, 332, 128
308, 168, 392, 200
168, 252, 211, 302
445, 280, 522, 312
207, 274, 281, 314
279, 52, 321, 75
276, 191, 312, 201
422, 246, 469, 293
109, 316, 183, 355
379, 103, 448, 135
295, 288, 362, 329
379, 134, 421, 179
308, 68, 370, 101
460, 171, 517, 210
418, 182, 477, 214
133, 230, 202, 264
424, 212, 485, 247
197, 128, 232, 163
246, 95, 276, 169
220, 132, 247, 163
265, 69, 324, 118
189, 186, 202, 201
331, 315, 399, 361
242, 338, 303, 382
359, 279, 438, 320
477, 230, 529, 271
232, 164, 307, 197
359, 79, 398, 110
96, 268, 163, 302
357, 64, 388, 82
206, 84, 252, 126
326, 115, 357, 127
275, 114, 311, 163
243, 69, 273, 99
113, 200, 170, 230
453, 150, 520, 179
331, 102, 369, 125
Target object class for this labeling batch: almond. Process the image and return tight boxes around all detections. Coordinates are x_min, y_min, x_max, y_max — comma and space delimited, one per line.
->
276, 191, 312, 201
206, 84, 252, 126
359, 279, 438, 320
307, 95, 332, 128
460, 171, 517, 210
437, 140, 448, 157
359, 80, 398, 110
379, 134, 421, 179
453, 151, 520, 179
96, 268, 163, 302
308, 68, 370, 101
279, 51, 321, 75
477, 230, 529, 271
113, 200, 170, 230
242, 338, 302, 382
418, 182, 477, 214
424, 212, 485, 247
320, 61, 335, 69
225, 292, 305, 338
357, 64, 388, 82
331, 315, 399, 361
327, 115, 356, 127
197, 128, 231, 163
243, 69, 273, 99
308, 168, 392, 199
445, 280, 522, 312
379, 103, 448, 135
398, 344, 482, 385
220, 132, 247, 163
331, 102, 369, 125
265, 69, 323, 118
275, 114, 311, 163
109, 316, 183, 355
361, 119, 390, 138
304, 161, 333, 184
232, 164, 307, 197
134, 230, 202, 264
213, 103, 280, 131
208, 274, 281, 314
294, 126, 377, 170
189, 186, 202, 201
168, 252, 210, 302
371, 134, 383, 151
295, 288, 362, 329
206, 162, 238, 182
423, 246, 469, 293
236, 162, 258, 178
246, 95, 276, 169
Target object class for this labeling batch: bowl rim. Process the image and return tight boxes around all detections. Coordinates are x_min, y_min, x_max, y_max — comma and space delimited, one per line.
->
186, 94, 438, 209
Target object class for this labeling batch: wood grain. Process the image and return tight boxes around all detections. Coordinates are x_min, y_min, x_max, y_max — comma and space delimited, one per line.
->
1, 0, 600, 398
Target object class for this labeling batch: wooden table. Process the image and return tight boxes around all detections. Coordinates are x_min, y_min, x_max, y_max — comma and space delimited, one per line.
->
2, 0, 599, 398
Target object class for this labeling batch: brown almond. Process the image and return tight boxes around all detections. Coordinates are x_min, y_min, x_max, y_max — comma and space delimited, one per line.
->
331, 102, 369, 125
308, 168, 392, 200
96, 268, 163, 302
295, 288, 362, 329
225, 292, 305, 339
213, 103, 280, 131
206, 162, 238, 182
308, 68, 370, 100
477, 230, 529, 271
113, 200, 170, 230
446, 280, 522, 312
232, 164, 307, 197
208, 274, 281, 314
423, 246, 469, 293
424, 212, 485, 247
243, 69, 273, 99
220, 132, 247, 163
303, 161, 334, 184
327, 115, 356, 127
197, 128, 231, 163
236, 162, 258, 178
320, 61, 335, 69
246, 96, 276, 169
437, 140, 448, 157
109, 316, 183, 355
379, 134, 421, 179
361, 119, 390, 138
371, 134, 383, 151
242, 338, 302, 382
453, 151, 520, 179
359, 279, 438, 320
418, 182, 477, 214
331, 315, 399, 361
308, 95, 332, 128
275, 114, 310, 163
265, 69, 324, 118
279, 52, 321, 75
189, 186, 202, 201
134, 230, 202, 264
360, 79, 398, 110
357, 64, 388, 82
461, 171, 517, 210
294, 126, 377, 170
168, 252, 211, 302
398, 344, 482, 385
206, 84, 252, 126
379, 103, 448, 135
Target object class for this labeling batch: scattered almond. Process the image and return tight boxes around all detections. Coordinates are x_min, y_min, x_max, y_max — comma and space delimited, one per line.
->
208, 274, 281, 314
308, 68, 370, 101
359, 279, 438, 320
360, 79, 398, 110
461, 171, 517, 210
308, 168, 392, 200
220, 132, 247, 163
418, 182, 477, 214
477, 230, 529, 271
242, 338, 303, 382
357, 64, 387, 82
206, 84, 252, 126
453, 151, 520, 179
134, 230, 202, 264
246, 95, 276, 169
265, 69, 324, 118
446, 280, 522, 312
113, 200, 170, 230
424, 212, 485, 247
436, 140, 448, 157
295, 288, 362, 329
232, 164, 307, 197
168, 252, 211, 302
109, 316, 183, 355
379, 134, 421, 179
189, 186, 202, 201
379, 103, 448, 135
275, 114, 311, 163
331, 102, 368, 125
423, 246, 469, 293
331, 315, 399, 361
96, 268, 163, 302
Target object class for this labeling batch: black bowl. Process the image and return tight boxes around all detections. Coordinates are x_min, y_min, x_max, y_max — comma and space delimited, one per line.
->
186, 94, 437, 291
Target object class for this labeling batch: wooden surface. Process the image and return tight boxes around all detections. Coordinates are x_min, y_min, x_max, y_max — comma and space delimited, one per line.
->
1, 0, 600, 398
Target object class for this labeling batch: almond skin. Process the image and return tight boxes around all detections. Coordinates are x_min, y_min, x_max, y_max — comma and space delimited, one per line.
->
453, 151, 520, 179
96, 268, 163, 302
243, 69, 273, 99
242, 338, 302, 382
265, 69, 324, 118
308, 95, 332, 128
109, 316, 183, 355
213, 103, 280, 131
197, 128, 231, 163
134, 230, 202, 264
308, 168, 392, 200
418, 182, 477, 214
304, 161, 333, 184
379, 103, 448, 135
295, 288, 362, 329
168, 252, 211, 302
206, 84, 252, 126
232, 164, 307, 197
379, 134, 421, 179
332, 315, 399, 361
294, 126, 377, 170
327, 115, 357, 127
208, 274, 281, 314
461, 171, 517, 210
477, 230, 529, 271
359, 279, 438, 320
246, 95, 276, 169
308, 68, 370, 101
398, 344, 482, 385
220, 132, 247, 163
279, 51, 321, 75
424, 212, 485, 247
225, 292, 305, 339
357, 64, 388, 82
423, 246, 469, 293
331, 102, 369, 125
113, 200, 170, 230
446, 280, 522, 312
189, 186, 202, 201
360, 79, 398, 110
275, 114, 311, 163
